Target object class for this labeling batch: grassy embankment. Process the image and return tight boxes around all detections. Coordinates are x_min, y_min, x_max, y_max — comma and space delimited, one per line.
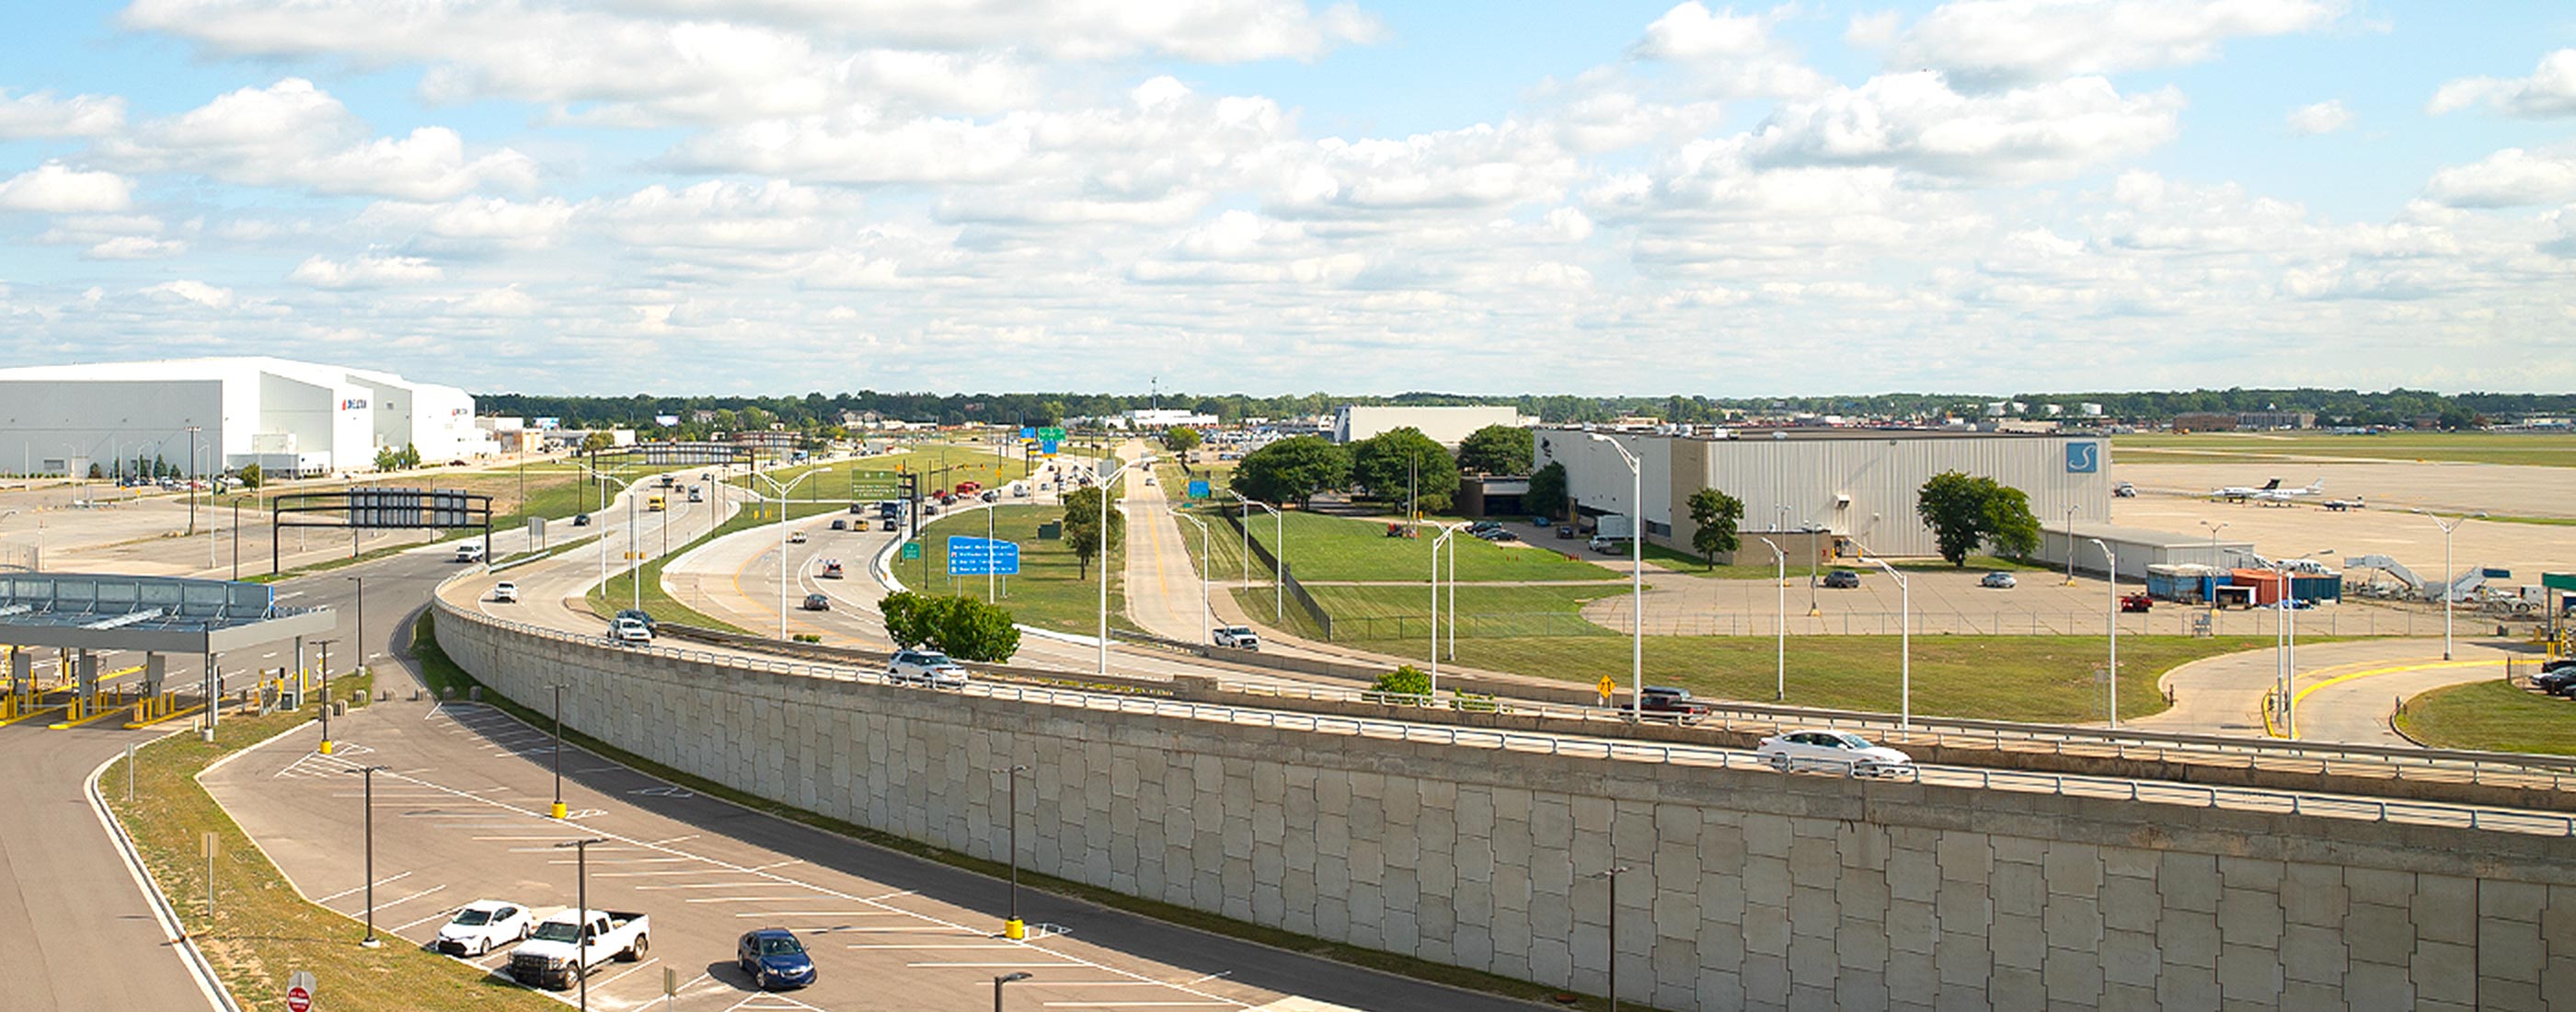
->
586, 500, 846, 633
101, 672, 560, 1012
912, 503, 1127, 636
2395, 679, 2576, 755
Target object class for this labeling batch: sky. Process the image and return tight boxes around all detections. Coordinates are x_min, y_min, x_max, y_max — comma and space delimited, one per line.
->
1, 1, 2572, 397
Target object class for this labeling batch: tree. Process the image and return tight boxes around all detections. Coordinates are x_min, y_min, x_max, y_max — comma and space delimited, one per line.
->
1162, 427, 1202, 454
1525, 462, 1569, 521
879, 590, 939, 648
1371, 664, 1432, 702
236, 463, 263, 489
581, 431, 615, 454
1455, 424, 1534, 476
374, 445, 400, 472
1231, 435, 1350, 508
1061, 485, 1125, 581
878, 592, 1021, 661
1686, 488, 1743, 568
1349, 427, 1459, 514
1915, 471, 2042, 566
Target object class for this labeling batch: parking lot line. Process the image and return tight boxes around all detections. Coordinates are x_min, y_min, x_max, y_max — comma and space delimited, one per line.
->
846, 943, 1024, 949
907, 960, 1087, 968
1041, 1004, 1241, 1008
316, 870, 410, 903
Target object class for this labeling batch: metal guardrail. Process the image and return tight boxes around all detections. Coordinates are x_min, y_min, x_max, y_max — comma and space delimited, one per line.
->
433, 596, 2576, 839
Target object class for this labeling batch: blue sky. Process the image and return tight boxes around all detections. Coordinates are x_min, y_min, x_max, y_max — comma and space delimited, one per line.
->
1, 1, 2572, 397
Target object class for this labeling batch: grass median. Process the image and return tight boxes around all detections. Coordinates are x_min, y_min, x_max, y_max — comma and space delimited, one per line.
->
102, 674, 558, 1012
2395, 678, 2576, 754
1205, 506, 1618, 583
586, 500, 845, 633
913, 503, 1126, 636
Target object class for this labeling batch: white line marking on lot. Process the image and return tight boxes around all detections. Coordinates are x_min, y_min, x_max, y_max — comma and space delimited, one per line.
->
646, 834, 700, 846
1183, 972, 1233, 985
1041, 1004, 1240, 1008
637, 881, 814, 890
846, 943, 1024, 949
316, 871, 410, 903
685, 895, 827, 903
392, 909, 459, 932
734, 911, 908, 917
352, 884, 448, 912
584, 956, 661, 992
906, 961, 1084, 968
833, 926, 988, 933
864, 890, 916, 902
752, 859, 799, 870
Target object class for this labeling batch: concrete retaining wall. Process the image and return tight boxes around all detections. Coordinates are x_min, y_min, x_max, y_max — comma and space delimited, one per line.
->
436, 602, 2576, 1011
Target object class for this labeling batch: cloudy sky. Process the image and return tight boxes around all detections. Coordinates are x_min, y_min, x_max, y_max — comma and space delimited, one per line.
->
1, 1, 2571, 397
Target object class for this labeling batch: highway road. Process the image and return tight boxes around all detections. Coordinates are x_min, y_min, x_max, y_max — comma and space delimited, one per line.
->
2131, 638, 2513, 742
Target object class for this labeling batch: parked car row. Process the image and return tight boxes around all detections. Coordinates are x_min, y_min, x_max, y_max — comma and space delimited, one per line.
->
446, 900, 814, 995
2531, 661, 2576, 697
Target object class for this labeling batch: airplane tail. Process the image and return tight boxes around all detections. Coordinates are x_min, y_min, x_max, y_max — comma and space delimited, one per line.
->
2260, 478, 2281, 490
2302, 479, 2323, 494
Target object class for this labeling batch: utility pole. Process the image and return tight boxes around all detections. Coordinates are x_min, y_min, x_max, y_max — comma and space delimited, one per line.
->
186, 425, 201, 535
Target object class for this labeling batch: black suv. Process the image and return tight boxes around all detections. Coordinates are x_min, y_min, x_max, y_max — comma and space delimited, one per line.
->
1639, 686, 1712, 721
1822, 569, 1862, 589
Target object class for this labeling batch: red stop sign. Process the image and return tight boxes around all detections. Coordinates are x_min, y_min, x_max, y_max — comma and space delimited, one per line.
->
286, 985, 312, 1012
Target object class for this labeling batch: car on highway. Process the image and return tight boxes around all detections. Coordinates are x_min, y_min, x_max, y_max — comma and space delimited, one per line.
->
454, 542, 486, 563
830, 519, 847, 531
572, 512, 591, 526
801, 592, 831, 611
1754, 730, 1913, 777
2114, 481, 2137, 498
1213, 626, 1260, 650
1980, 571, 2018, 589
819, 559, 843, 579
509, 908, 650, 990
737, 927, 818, 991
981, 489, 1001, 502
490, 581, 519, 604
886, 649, 970, 689
1822, 569, 1861, 589
609, 616, 653, 644
788, 530, 808, 544
880, 517, 899, 531
1556, 525, 1576, 540
434, 900, 534, 956
614, 608, 658, 634
1638, 686, 1711, 721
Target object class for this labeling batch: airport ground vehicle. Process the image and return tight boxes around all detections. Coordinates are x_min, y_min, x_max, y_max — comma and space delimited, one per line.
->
1213, 626, 1260, 650
509, 909, 650, 990
737, 928, 817, 990
435, 900, 534, 956
2121, 593, 2153, 613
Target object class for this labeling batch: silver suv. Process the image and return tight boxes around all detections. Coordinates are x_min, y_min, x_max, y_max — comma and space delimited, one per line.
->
886, 650, 969, 689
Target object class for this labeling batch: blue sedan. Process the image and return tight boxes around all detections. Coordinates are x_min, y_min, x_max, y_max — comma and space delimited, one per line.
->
737, 928, 817, 990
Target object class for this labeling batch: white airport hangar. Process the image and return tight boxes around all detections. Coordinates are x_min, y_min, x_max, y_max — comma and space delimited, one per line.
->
0, 356, 494, 477
1539, 427, 2115, 560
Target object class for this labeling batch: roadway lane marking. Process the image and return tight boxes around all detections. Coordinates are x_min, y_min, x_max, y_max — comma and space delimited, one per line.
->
2291, 659, 2495, 706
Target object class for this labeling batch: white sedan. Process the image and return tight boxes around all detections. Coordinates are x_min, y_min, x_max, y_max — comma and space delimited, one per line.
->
886, 649, 970, 689
490, 581, 519, 604
1754, 730, 1914, 777
434, 899, 534, 956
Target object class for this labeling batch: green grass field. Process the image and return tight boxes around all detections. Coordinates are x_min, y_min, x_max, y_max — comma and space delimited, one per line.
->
730, 443, 1033, 501
2112, 431, 2576, 467
102, 672, 561, 1012
914, 503, 1127, 636
1420, 634, 2271, 723
2394, 679, 2576, 755
1288, 582, 1631, 640
1211, 507, 1619, 583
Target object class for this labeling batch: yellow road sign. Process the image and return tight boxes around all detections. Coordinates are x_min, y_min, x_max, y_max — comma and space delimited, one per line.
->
1595, 676, 1616, 698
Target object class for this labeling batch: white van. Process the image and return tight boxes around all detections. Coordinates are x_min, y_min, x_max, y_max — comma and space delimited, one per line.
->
454, 542, 487, 563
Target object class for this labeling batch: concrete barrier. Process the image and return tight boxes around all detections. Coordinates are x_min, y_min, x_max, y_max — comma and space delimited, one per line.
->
436, 599, 2576, 1011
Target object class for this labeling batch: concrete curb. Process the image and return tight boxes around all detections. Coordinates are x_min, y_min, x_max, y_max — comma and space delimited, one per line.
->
86, 738, 245, 1012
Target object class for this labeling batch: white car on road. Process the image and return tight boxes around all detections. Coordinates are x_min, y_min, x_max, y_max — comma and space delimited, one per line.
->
886, 649, 969, 689
609, 616, 653, 645
435, 900, 534, 956
490, 581, 519, 604
1754, 730, 1914, 777
1212, 626, 1259, 650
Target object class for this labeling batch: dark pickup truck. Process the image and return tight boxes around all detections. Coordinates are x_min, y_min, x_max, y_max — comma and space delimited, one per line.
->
1639, 685, 1712, 721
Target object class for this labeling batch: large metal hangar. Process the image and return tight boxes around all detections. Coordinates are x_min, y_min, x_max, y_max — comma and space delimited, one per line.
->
0, 356, 495, 477
1538, 427, 2114, 560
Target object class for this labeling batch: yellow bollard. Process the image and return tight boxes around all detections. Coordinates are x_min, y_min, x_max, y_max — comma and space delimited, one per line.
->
551, 801, 568, 820
1004, 918, 1026, 940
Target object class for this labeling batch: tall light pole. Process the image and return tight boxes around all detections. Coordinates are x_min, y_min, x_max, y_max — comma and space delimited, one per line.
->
1857, 551, 1911, 729
1425, 522, 1468, 695
2198, 520, 2228, 615
2410, 509, 2483, 661
314, 638, 335, 755
344, 575, 364, 682
1226, 491, 1283, 621
994, 972, 1033, 1012
1091, 456, 1141, 680
350, 765, 387, 947
2061, 505, 2078, 585
743, 468, 826, 638
1588, 864, 1631, 1011
555, 838, 607, 1012
550, 684, 568, 820
1757, 537, 1786, 701
1586, 434, 1644, 719
1002, 763, 1029, 939
1175, 513, 1213, 645
2088, 539, 2118, 728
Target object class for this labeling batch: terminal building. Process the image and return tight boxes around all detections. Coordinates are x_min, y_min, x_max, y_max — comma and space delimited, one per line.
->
1539, 428, 2113, 560
0, 356, 493, 477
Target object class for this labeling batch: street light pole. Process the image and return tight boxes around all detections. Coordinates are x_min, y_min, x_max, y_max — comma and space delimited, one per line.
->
2088, 539, 2118, 728
1757, 537, 1785, 701
315, 638, 335, 755
1588, 865, 1630, 1011
1425, 522, 1467, 696
345, 575, 364, 682
556, 838, 607, 1012
550, 684, 568, 820
2199, 521, 2229, 617
2062, 505, 2077, 585
1003, 764, 1029, 939
1858, 552, 1911, 729
1227, 491, 1283, 622
994, 972, 1033, 1012
1175, 513, 1212, 645
1586, 434, 1644, 719
2410, 509, 2482, 661
1092, 456, 1140, 680
351, 765, 386, 947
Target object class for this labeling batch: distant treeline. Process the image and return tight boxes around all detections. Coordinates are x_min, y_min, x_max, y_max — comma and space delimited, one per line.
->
475, 387, 2576, 433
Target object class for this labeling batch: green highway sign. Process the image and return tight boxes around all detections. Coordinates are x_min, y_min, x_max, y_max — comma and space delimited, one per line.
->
849, 473, 903, 500
1038, 427, 1066, 441
901, 541, 923, 560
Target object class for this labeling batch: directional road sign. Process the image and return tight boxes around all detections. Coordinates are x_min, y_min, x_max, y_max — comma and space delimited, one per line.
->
947, 536, 1022, 576
1596, 676, 1616, 699
901, 541, 923, 561
1020, 427, 1036, 439
850, 473, 904, 500
1186, 479, 1210, 500
287, 971, 316, 1012
1039, 427, 1066, 441
1040, 439, 1059, 455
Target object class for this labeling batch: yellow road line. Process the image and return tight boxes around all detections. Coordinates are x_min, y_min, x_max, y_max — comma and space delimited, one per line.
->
2291, 659, 2496, 707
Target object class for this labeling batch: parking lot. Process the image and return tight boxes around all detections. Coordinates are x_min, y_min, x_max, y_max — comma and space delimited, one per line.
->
204, 694, 1512, 1012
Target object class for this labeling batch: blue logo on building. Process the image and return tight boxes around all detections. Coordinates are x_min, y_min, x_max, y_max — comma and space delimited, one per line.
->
2064, 442, 2100, 474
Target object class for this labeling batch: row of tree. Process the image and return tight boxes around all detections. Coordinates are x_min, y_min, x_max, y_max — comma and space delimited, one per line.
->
1225, 424, 1540, 513
1664, 470, 2041, 569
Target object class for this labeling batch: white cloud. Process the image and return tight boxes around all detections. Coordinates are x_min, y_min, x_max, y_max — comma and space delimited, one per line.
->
1742, 74, 2182, 181
2428, 49, 2576, 118
358, 196, 578, 251
586, 178, 851, 251
610, 0, 1386, 63
0, 89, 125, 138
0, 163, 135, 213
85, 236, 189, 259
1890, 0, 2347, 88
1627, 3, 1830, 98
2423, 148, 2576, 208
1267, 121, 1578, 218
143, 279, 234, 308
288, 253, 446, 288
2284, 99, 2351, 135
107, 79, 538, 201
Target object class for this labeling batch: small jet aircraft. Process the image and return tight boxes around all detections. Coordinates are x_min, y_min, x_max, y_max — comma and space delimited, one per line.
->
2250, 478, 2326, 503
2208, 477, 2282, 502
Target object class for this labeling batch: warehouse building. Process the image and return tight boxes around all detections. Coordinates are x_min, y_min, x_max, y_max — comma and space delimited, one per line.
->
2033, 522, 2256, 581
1538, 428, 2114, 560
1333, 405, 1530, 446
0, 356, 493, 477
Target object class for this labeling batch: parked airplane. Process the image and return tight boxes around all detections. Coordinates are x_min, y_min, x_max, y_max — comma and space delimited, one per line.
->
2251, 479, 2326, 502
2322, 496, 2366, 512
2208, 477, 2282, 501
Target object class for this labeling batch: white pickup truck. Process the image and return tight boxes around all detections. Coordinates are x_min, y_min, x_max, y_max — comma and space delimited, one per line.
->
508, 908, 650, 990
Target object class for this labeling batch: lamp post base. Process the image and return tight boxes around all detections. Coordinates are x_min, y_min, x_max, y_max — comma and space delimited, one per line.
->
360, 937, 382, 949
